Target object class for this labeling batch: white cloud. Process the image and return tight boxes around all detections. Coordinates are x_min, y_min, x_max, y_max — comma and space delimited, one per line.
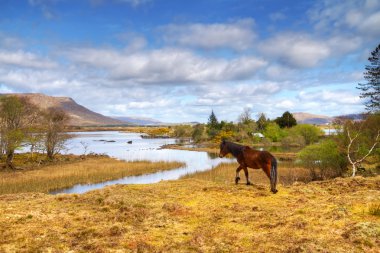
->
259, 33, 331, 68
0, 50, 57, 69
259, 32, 363, 69
161, 19, 256, 51
66, 47, 267, 83
275, 100, 295, 109
298, 90, 361, 105
310, 0, 380, 37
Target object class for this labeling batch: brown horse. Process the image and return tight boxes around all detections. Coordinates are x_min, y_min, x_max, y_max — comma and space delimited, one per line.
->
219, 140, 278, 193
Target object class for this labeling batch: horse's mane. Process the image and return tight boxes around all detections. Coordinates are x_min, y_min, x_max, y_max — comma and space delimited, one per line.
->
225, 141, 246, 157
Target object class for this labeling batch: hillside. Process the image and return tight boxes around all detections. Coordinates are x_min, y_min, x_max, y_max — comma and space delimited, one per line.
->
3, 93, 126, 126
114, 116, 163, 126
293, 112, 333, 125
0, 175, 379, 252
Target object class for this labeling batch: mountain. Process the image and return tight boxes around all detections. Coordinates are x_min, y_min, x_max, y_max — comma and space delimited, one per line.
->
292, 112, 333, 125
3, 93, 126, 126
335, 113, 365, 121
114, 116, 162, 126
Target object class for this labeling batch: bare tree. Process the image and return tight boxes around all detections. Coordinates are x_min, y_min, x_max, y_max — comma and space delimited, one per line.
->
337, 114, 380, 177
238, 107, 254, 125
43, 108, 70, 160
347, 127, 379, 177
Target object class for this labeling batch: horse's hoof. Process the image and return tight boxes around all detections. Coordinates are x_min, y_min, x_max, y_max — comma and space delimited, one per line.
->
271, 189, 278, 194
235, 177, 240, 184
246, 182, 252, 185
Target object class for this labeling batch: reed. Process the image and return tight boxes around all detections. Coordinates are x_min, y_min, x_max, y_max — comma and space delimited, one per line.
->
0, 158, 184, 194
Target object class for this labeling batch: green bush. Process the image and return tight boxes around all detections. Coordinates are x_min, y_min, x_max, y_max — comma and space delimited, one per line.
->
298, 140, 347, 180
263, 122, 286, 142
290, 124, 323, 145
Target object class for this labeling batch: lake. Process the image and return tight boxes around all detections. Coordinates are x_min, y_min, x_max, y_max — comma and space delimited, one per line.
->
51, 131, 233, 194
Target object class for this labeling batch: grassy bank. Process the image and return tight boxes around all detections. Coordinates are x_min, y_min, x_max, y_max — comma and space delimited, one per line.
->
0, 158, 184, 194
0, 176, 379, 252
181, 162, 311, 186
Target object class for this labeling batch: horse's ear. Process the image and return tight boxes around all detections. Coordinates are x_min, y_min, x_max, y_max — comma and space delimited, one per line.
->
222, 139, 226, 144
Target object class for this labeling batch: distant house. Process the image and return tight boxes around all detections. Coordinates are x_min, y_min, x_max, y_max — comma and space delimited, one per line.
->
253, 133, 265, 139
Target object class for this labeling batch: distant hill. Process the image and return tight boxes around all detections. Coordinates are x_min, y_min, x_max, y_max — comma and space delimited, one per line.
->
293, 112, 333, 125
2, 93, 126, 126
335, 113, 365, 121
114, 116, 163, 126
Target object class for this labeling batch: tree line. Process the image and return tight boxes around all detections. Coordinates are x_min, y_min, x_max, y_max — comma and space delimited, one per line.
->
0, 95, 69, 169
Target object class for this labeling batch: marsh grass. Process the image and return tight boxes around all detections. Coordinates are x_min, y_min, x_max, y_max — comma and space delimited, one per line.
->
368, 203, 380, 216
0, 176, 379, 252
0, 158, 184, 194
181, 161, 311, 186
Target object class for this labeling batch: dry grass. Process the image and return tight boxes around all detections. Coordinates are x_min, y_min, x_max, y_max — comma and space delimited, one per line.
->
0, 176, 379, 252
181, 161, 311, 186
0, 158, 184, 194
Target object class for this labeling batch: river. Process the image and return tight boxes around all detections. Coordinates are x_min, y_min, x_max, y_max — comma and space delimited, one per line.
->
50, 131, 233, 194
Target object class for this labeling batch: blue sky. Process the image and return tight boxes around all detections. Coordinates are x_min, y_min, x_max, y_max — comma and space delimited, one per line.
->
0, 0, 379, 123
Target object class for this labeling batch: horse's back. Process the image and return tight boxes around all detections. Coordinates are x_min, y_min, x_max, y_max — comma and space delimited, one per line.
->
242, 147, 274, 168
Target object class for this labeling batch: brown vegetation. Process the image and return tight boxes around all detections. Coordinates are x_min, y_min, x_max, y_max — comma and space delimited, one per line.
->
0, 176, 378, 252
181, 161, 311, 186
0, 157, 184, 194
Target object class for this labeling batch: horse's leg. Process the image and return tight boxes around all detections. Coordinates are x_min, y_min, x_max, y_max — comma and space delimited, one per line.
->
243, 167, 251, 185
262, 164, 271, 180
235, 165, 243, 184
262, 163, 274, 190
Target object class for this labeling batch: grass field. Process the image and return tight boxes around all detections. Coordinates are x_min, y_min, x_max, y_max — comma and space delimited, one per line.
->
181, 161, 311, 186
0, 176, 379, 252
0, 157, 184, 194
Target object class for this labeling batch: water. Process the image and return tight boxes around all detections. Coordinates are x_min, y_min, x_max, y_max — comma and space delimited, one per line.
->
51, 131, 233, 194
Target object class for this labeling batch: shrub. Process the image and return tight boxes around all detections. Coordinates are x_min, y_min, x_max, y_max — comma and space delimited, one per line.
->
263, 122, 286, 142
298, 140, 347, 180
290, 124, 323, 145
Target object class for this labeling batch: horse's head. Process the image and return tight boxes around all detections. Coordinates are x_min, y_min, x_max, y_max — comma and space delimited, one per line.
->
219, 140, 229, 158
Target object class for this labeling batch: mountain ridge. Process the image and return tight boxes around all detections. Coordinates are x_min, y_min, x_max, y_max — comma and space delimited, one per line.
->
1, 93, 126, 126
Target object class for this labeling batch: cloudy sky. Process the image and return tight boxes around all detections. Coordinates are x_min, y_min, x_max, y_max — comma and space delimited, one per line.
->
0, 0, 379, 123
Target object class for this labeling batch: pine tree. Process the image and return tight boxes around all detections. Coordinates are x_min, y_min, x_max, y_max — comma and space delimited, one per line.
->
207, 110, 219, 129
275, 111, 297, 128
207, 110, 220, 138
357, 43, 380, 113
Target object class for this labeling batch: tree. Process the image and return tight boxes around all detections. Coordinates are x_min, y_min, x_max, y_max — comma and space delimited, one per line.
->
357, 43, 380, 112
192, 124, 206, 143
207, 110, 219, 129
256, 113, 268, 131
0, 96, 39, 169
238, 107, 254, 125
275, 111, 297, 128
43, 108, 70, 160
341, 114, 380, 177
207, 110, 220, 138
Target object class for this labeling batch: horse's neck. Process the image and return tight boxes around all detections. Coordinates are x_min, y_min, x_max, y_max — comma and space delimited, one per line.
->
228, 143, 245, 157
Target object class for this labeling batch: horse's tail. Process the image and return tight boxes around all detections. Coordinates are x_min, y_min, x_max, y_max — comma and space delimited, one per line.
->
270, 156, 278, 194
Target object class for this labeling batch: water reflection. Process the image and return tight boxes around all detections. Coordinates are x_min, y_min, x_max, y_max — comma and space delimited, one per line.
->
52, 131, 234, 194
